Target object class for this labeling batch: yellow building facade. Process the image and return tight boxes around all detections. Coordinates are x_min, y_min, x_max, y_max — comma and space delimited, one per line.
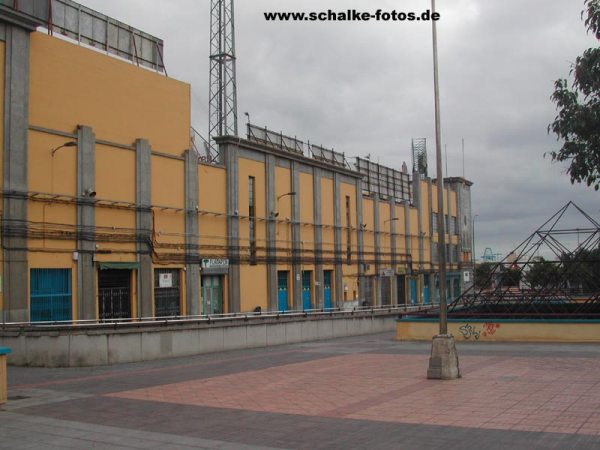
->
0, 2, 473, 323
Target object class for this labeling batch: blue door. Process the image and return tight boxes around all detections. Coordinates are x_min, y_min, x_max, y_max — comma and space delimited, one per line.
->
410, 278, 418, 305
302, 271, 312, 310
323, 271, 333, 310
423, 275, 430, 305
277, 271, 289, 312
30, 269, 72, 322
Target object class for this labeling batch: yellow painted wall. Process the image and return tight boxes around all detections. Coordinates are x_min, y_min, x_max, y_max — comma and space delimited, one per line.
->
397, 321, 600, 343
340, 182, 358, 301
275, 167, 293, 267
449, 191, 458, 216
29, 32, 190, 154
321, 178, 335, 265
240, 265, 268, 312
198, 165, 227, 257
394, 205, 407, 260
28, 130, 78, 258
362, 197, 374, 273
378, 202, 391, 266
152, 156, 185, 260
299, 172, 314, 255
96, 144, 136, 260
238, 158, 267, 260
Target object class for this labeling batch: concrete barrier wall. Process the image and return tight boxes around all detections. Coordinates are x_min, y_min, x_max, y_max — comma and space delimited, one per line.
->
0, 314, 397, 367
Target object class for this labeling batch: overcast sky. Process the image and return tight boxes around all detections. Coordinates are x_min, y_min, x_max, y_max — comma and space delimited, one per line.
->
80, 0, 599, 259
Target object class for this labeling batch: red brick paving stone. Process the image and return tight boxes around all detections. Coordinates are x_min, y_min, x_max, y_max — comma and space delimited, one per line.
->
107, 353, 600, 436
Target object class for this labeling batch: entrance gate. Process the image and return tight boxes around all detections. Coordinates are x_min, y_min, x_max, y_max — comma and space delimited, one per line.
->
302, 271, 312, 310
202, 275, 223, 315
277, 271, 289, 312
99, 269, 131, 320
323, 270, 333, 309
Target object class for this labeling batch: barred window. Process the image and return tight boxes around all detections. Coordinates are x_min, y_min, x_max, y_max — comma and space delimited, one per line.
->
249, 176, 257, 262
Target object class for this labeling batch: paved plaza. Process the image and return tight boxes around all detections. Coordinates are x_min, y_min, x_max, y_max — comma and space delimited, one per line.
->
1, 333, 600, 449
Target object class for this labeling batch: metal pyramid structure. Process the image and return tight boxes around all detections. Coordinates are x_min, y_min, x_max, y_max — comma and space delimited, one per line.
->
448, 202, 600, 319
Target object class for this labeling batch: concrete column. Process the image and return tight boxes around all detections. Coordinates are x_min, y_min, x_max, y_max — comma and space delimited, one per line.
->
3, 26, 30, 322
404, 201, 411, 271
136, 139, 153, 318
356, 180, 365, 301
76, 126, 96, 321
389, 198, 398, 305
291, 162, 302, 309
224, 143, 240, 312
266, 155, 277, 311
185, 150, 200, 316
313, 168, 323, 308
373, 195, 381, 306
333, 174, 342, 307
416, 178, 424, 273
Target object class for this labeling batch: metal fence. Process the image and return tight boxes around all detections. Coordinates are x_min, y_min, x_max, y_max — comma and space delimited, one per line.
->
1, 304, 434, 328
355, 157, 412, 203
1, 0, 166, 72
247, 124, 305, 155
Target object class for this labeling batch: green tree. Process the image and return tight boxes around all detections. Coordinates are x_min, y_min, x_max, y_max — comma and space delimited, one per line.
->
499, 265, 521, 288
524, 258, 561, 288
474, 262, 495, 290
549, 0, 600, 190
561, 248, 600, 291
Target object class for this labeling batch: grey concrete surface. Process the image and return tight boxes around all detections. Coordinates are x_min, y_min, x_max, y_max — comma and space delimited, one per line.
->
2, 334, 600, 449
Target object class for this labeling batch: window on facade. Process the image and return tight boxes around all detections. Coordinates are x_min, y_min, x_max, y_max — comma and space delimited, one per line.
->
249, 176, 257, 262
30, 269, 72, 322
346, 195, 352, 264
453, 216, 459, 235
432, 212, 438, 233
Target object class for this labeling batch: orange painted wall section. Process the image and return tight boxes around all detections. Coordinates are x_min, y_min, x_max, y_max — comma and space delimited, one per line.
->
321, 178, 335, 263
152, 156, 185, 251
240, 265, 268, 312
238, 158, 266, 251
299, 172, 314, 252
198, 165, 227, 256
29, 32, 190, 154
275, 167, 292, 258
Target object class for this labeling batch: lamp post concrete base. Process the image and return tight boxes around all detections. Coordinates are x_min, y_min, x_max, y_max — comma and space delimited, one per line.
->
427, 334, 461, 380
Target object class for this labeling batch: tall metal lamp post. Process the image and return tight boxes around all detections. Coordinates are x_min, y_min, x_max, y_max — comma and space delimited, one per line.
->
426, 0, 461, 380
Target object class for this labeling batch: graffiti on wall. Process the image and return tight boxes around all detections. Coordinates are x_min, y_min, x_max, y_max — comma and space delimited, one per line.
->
458, 323, 501, 340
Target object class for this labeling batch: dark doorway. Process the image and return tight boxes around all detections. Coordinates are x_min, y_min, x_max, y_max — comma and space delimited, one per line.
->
98, 269, 132, 320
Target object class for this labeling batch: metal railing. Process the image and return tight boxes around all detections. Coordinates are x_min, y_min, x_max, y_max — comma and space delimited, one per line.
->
0, 304, 434, 330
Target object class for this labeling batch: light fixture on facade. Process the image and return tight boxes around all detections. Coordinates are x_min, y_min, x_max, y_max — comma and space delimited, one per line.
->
51, 141, 77, 157
271, 192, 296, 218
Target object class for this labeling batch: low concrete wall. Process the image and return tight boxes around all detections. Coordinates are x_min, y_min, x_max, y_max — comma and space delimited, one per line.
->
397, 318, 600, 343
0, 313, 397, 367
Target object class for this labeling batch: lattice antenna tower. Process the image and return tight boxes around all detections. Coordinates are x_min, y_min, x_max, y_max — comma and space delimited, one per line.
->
411, 138, 428, 178
209, 0, 238, 151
